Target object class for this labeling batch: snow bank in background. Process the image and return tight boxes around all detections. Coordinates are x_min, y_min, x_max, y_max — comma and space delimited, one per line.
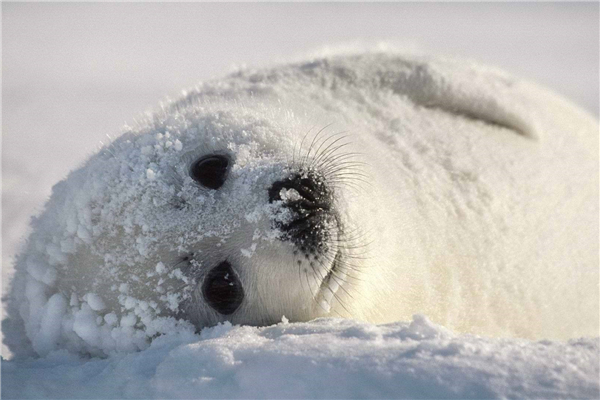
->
2, 316, 598, 399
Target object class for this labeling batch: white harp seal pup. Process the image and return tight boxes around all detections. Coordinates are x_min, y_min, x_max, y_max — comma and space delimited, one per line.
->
4, 53, 598, 357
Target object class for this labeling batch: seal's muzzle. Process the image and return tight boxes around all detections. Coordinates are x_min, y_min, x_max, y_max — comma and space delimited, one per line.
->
268, 171, 334, 255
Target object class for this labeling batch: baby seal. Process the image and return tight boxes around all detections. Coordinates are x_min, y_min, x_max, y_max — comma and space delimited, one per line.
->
4, 52, 598, 357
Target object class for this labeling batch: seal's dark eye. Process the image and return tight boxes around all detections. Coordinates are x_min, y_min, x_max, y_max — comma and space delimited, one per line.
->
190, 155, 229, 190
202, 261, 244, 315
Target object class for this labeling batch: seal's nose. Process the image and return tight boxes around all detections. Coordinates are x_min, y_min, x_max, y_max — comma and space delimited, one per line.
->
202, 261, 244, 315
268, 173, 330, 210
268, 172, 334, 253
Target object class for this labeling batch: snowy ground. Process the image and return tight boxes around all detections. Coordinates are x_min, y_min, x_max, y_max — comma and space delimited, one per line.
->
2, 3, 599, 399
3, 315, 599, 399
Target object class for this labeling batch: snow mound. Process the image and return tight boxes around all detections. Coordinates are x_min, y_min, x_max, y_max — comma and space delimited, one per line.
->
2, 315, 598, 399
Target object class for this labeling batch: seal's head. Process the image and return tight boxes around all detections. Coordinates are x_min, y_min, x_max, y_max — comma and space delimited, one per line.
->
171, 130, 351, 329
10, 98, 364, 356
185, 158, 345, 322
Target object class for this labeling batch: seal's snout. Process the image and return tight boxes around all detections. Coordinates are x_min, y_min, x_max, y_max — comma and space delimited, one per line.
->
268, 172, 331, 209
202, 261, 244, 315
268, 172, 335, 253
269, 174, 329, 210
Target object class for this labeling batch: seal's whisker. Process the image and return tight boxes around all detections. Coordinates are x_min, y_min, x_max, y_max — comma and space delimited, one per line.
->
312, 140, 353, 170
329, 240, 371, 257
325, 161, 369, 172
317, 151, 363, 169
304, 270, 324, 310
315, 259, 357, 315
328, 174, 372, 185
319, 151, 364, 164
298, 262, 306, 295
294, 125, 315, 167
323, 161, 369, 176
297, 125, 320, 170
320, 260, 356, 295
328, 174, 373, 189
306, 130, 349, 170
327, 279, 357, 315
310, 258, 352, 316
329, 290, 352, 317
310, 140, 351, 171
328, 275, 355, 300
171, 282, 190, 292
168, 258, 189, 272
303, 123, 335, 168
322, 164, 368, 178
321, 255, 363, 278
319, 155, 365, 170
328, 179, 365, 193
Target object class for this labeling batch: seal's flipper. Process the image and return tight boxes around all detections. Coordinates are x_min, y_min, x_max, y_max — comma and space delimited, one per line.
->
380, 58, 541, 139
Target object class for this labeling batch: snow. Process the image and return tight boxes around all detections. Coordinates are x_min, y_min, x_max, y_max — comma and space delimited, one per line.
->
2, 316, 598, 399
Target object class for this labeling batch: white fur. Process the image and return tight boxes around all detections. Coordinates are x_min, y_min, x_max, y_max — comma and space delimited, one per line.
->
4, 53, 598, 357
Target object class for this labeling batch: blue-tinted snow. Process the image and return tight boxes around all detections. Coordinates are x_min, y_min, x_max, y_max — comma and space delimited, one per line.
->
3, 315, 598, 399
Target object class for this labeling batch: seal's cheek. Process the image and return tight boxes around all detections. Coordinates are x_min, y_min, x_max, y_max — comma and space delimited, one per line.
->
202, 261, 244, 315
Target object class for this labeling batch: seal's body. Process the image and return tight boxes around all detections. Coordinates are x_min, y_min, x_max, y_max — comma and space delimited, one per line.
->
4, 53, 598, 357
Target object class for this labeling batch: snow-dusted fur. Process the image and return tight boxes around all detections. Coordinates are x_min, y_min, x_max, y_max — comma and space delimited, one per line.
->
3, 53, 598, 357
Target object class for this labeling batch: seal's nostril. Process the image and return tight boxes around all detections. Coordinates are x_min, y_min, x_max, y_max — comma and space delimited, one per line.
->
202, 261, 244, 315
268, 173, 324, 204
